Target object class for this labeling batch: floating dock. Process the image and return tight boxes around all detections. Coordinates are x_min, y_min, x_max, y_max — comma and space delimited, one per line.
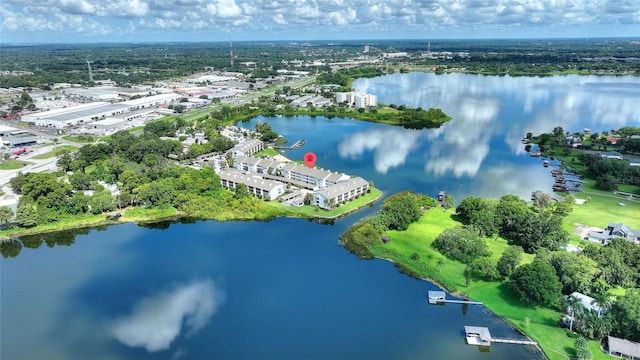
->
464, 326, 537, 347
428, 291, 483, 305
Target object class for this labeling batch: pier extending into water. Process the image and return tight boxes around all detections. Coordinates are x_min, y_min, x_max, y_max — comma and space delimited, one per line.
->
274, 139, 306, 149
464, 326, 538, 347
428, 291, 483, 305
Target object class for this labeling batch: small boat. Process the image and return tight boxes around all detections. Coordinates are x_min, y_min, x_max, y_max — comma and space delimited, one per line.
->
543, 160, 549, 167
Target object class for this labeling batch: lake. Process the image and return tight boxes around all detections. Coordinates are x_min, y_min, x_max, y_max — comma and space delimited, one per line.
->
3, 73, 640, 359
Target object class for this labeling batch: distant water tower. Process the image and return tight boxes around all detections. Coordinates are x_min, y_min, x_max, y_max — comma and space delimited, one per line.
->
364, 45, 369, 53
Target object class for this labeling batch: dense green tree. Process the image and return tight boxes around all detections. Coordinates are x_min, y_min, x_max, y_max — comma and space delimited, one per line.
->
0, 205, 14, 224
69, 172, 95, 190
514, 214, 568, 253
88, 189, 115, 214
144, 120, 176, 137
497, 245, 523, 278
467, 257, 500, 281
56, 151, 74, 172
456, 196, 490, 224
550, 251, 599, 294
509, 259, 563, 306
66, 192, 90, 214
375, 193, 423, 231
433, 226, 490, 264
495, 195, 530, 240
531, 192, 553, 211
233, 183, 250, 199
136, 179, 177, 207
609, 290, 640, 342
15, 197, 41, 228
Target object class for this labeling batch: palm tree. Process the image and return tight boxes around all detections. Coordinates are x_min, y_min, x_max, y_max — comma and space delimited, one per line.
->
564, 295, 584, 332
590, 293, 611, 317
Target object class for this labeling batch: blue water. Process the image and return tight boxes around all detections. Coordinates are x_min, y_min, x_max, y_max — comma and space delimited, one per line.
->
4, 73, 640, 359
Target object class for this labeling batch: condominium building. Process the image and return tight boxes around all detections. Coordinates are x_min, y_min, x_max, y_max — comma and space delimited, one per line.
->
314, 177, 370, 209
335, 91, 377, 108
218, 169, 285, 200
230, 139, 264, 157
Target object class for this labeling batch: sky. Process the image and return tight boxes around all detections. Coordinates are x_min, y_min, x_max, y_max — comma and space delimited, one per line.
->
1, 0, 639, 43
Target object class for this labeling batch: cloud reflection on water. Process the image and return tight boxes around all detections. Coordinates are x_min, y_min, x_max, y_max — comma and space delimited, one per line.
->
353, 73, 640, 180
338, 127, 423, 174
111, 279, 224, 352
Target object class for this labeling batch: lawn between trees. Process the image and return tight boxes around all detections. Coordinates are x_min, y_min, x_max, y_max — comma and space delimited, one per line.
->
341, 207, 610, 360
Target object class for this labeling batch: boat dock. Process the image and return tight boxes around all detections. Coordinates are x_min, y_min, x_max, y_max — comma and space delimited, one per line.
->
274, 139, 305, 150
465, 326, 537, 347
428, 291, 483, 305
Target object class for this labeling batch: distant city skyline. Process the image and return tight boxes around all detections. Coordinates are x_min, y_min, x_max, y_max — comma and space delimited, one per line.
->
1, 0, 639, 44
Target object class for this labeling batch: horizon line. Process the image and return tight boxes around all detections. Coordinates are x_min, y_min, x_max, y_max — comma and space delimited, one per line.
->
2, 36, 640, 46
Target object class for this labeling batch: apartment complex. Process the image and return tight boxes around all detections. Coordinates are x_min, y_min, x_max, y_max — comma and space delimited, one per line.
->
335, 91, 378, 108
220, 153, 370, 209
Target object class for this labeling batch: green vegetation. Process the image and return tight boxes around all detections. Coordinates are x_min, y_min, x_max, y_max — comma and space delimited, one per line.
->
0, 159, 31, 169
341, 182, 640, 360
341, 205, 608, 360
31, 145, 78, 159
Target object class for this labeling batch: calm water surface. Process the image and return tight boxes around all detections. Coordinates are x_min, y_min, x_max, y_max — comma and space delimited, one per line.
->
3, 73, 640, 359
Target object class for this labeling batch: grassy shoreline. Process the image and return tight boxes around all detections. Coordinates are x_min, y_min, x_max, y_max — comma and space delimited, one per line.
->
341, 207, 610, 360
0, 187, 382, 241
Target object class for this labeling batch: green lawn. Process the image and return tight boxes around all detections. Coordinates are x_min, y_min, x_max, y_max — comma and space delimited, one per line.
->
266, 187, 382, 219
31, 145, 78, 159
364, 208, 609, 360
62, 135, 96, 143
254, 148, 279, 157
0, 159, 31, 170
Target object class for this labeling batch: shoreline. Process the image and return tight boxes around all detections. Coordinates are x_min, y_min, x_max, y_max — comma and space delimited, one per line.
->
374, 255, 547, 359
0, 188, 383, 242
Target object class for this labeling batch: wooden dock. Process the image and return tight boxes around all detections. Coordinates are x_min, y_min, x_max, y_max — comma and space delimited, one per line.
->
428, 291, 483, 305
274, 139, 306, 150
492, 337, 538, 345
465, 326, 538, 347
429, 299, 484, 305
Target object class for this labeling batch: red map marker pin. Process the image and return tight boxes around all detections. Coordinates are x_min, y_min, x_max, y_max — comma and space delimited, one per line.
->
304, 152, 317, 168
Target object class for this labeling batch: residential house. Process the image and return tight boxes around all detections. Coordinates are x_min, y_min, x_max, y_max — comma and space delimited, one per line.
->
564, 134, 582, 148
630, 159, 640, 167
606, 336, 640, 360
567, 292, 605, 317
600, 151, 623, 160
588, 222, 640, 245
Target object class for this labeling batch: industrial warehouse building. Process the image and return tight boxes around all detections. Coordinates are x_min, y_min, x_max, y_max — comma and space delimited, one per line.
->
22, 93, 181, 128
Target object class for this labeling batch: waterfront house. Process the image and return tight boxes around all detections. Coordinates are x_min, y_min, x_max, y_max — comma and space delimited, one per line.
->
599, 151, 623, 160
567, 292, 605, 317
630, 159, 640, 167
588, 223, 640, 245
606, 336, 640, 360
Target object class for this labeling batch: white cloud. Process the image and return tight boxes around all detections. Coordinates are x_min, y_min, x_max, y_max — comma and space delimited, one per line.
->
1, 0, 639, 41
111, 279, 224, 352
